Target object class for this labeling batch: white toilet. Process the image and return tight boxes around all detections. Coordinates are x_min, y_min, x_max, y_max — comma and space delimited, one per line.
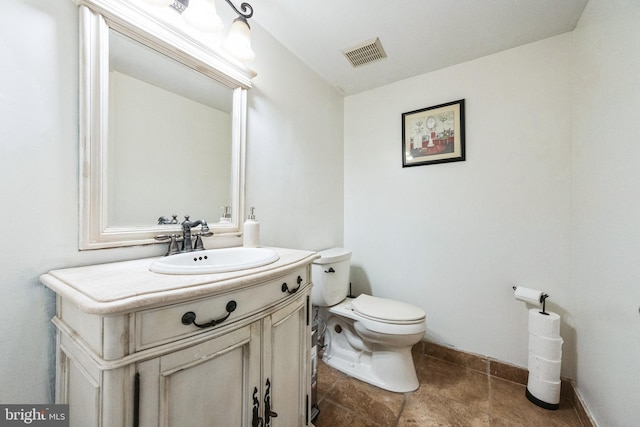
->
311, 248, 426, 392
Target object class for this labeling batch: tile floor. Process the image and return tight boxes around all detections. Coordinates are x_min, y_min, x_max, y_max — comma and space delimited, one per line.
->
313, 351, 584, 427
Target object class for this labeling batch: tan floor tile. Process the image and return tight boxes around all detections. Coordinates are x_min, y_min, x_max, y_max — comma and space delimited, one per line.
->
317, 356, 347, 399
314, 400, 382, 427
399, 391, 490, 427
490, 377, 582, 427
315, 355, 584, 427
324, 375, 405, 427
412, 349, 423, 372
416, 355, 490, 413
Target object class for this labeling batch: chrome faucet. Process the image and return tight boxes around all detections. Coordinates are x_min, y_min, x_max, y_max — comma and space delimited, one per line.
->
180, 215, 211, 252
155, 215, 212, 255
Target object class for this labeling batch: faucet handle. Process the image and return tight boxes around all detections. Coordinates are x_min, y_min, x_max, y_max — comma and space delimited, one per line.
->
193, 230, 213, 251
167, 235, 181, 255
155, 234, 181, 256
193, 235, 204, 251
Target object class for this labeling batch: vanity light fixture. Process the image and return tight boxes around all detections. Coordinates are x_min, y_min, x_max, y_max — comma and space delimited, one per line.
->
139, 0, 255, 63
222, 14, 255, 63
181, 0, 224, 32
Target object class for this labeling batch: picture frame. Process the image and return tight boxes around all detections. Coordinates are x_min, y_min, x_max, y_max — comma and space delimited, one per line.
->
402, 99, 465, 167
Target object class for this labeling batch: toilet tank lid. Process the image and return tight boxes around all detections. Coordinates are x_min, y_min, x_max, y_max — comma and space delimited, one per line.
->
313, 247, 352, 265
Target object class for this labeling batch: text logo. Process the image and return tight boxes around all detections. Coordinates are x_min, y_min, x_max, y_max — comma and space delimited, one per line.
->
0, 405, 68, 427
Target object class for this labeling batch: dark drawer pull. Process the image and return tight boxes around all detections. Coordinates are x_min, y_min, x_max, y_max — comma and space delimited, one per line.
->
281, 276, 303, 294
252, 387, 263, 427
265, 378, 277, 426
181, 300, 237, 328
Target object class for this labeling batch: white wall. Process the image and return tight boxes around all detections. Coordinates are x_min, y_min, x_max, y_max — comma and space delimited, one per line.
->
0, 0, 342, 403
344, 35, 575, 376
245, 24, 344, 250
572, 0, 640, 425
1, 0, 82, 403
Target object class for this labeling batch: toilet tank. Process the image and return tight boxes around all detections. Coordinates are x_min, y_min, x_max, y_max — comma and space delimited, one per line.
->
311, 248, 352, 306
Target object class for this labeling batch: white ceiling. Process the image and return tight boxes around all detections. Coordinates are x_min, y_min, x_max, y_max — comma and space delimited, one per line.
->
251, 0, 589, 95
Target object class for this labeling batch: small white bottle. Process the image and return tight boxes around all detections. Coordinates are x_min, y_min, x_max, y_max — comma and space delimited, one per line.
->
219, 206, 232, 224
243, 207, 260, 248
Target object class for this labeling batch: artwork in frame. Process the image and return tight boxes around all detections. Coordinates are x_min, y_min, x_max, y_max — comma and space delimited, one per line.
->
402, 99, 465, 167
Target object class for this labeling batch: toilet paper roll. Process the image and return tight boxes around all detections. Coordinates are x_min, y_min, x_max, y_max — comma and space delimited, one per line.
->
528, 351, 562, 382
527, 374, 561, 405
528, 309, 561, 338
514, 286, 543, 305
529, 333, 563, 360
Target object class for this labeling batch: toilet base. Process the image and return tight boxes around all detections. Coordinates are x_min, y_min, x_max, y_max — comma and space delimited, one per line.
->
322, 347, 419, 393
322, 315, 421, 393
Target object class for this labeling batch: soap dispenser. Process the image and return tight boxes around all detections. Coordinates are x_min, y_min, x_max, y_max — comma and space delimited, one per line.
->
219, 206, 231, 224
243, 207, 260, 248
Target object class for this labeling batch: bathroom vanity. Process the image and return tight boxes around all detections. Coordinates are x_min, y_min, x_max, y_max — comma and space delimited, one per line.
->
40, 248, 318, 427
54, 2, 312, 424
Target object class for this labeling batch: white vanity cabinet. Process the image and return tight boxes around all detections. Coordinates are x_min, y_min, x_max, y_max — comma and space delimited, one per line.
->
41, 248, 318, 427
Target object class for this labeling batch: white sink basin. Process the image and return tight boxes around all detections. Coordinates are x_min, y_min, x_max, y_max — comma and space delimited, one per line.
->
150, 247, 280, 275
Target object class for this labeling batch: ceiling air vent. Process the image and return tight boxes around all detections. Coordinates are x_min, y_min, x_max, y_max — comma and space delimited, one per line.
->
342, 37, 387, 68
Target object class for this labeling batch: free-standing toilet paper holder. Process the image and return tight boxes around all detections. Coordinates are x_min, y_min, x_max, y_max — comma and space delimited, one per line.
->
512, 286, 550, 315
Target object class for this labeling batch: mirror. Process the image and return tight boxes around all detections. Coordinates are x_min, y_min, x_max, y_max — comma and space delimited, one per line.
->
78, 1, 254, 249
108, 29, 232, 226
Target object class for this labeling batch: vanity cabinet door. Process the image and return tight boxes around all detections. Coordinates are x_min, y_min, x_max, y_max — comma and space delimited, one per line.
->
137, 321, 261, 427
262, 293, 310, 427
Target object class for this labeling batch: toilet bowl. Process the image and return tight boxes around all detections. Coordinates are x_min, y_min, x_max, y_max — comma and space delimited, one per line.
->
311, 248, 426, 392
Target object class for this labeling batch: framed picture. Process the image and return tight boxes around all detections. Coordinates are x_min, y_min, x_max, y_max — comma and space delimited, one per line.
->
402, 99, 465, 167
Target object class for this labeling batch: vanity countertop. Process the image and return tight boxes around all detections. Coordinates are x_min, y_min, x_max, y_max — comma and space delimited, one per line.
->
40, 247, 319, 315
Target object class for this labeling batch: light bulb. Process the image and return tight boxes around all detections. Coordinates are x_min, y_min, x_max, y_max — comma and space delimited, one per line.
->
223, 17, 255, 63
183, 0, 224, 33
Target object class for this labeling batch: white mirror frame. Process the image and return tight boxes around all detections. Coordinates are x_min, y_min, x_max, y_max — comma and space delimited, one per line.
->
77, 0, 254, 250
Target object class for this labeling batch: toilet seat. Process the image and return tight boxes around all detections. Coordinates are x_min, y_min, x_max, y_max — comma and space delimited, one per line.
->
352, 294, 425, 324
329, 296, 426, 335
